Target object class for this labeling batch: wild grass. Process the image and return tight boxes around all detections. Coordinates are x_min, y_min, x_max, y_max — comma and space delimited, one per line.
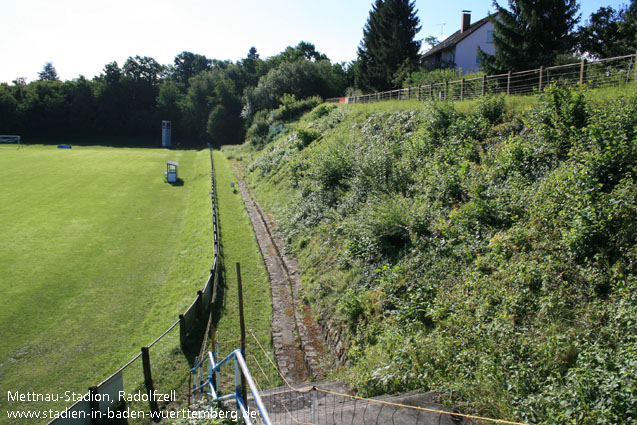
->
211, 151, 279, 391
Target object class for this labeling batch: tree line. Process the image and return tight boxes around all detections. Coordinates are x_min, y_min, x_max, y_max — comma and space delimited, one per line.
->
0, 44, 350, 146
1, 0, 635, 146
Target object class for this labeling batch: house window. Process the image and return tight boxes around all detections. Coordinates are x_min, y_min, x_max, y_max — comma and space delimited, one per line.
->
486, 31, 495, 43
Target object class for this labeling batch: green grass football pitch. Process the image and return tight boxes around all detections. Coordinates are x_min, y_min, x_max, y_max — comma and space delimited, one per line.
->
0, 144, 213, 419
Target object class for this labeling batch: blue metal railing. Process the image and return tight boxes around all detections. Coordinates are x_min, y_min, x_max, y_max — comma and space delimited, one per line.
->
191, 348, 272, 425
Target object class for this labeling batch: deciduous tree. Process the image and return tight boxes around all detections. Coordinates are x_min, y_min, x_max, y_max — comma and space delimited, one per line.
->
578, 0, 637, 58
173, 51, 212, 84
123, 56, 165, 84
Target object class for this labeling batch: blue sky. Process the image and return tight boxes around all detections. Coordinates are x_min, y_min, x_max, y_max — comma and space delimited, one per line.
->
0, 0, 628, 83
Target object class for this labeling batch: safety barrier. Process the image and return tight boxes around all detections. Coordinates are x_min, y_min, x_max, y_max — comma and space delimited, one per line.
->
328, 53, 637, 104
233, 330, 531, 425
191, 349, 273, 425
46, 147, 221, 424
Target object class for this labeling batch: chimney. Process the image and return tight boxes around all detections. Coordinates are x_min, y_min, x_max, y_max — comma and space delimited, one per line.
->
461, 10, 471, 33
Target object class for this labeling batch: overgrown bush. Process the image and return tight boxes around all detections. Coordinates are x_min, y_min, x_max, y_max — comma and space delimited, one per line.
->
269, 94, 322, 123
294, 128, 320, 149
246, 110, 271, 148
309, 103, 336, 120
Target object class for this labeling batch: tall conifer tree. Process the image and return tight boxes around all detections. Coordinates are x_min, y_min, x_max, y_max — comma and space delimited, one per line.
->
38, 62, 59, 81
356, 0, 421, 92
480, 0, 580, 74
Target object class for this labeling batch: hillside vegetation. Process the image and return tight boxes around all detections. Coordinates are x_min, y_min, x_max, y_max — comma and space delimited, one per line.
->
227, 86, 637, 425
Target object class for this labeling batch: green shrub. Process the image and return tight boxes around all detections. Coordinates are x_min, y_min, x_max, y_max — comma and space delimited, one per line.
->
294, 128, 320, 149
246, 110, 271, 148
310, 103, 336, 120
269, 94, 322, 123
477, 95, 506, 125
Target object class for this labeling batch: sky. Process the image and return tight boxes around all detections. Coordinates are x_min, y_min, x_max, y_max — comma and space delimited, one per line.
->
0, 0, 629, 84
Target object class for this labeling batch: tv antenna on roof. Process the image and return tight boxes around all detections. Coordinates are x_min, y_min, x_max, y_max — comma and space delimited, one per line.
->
437, 23, 446, 35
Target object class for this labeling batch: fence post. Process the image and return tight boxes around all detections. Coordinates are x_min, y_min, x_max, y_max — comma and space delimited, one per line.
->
142, 346, 153, 388
539, 66, 544, 91
580, 59, 587, 85
444, 81, 448, 101
89, 386, 99, 425
311, 387, 318, 424
140, 346, 159, 419
507, 71, 511, 95
482, 75, 487, 96
429, 83, 433, 100
634, 51, 637, 83
460, 78, 465, 101
236, 262, 247, 400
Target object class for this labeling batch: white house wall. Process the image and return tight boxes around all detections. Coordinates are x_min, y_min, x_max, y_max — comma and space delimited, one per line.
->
454, 21, 495, 73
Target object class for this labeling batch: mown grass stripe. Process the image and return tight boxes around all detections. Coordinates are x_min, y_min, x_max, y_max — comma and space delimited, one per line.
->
212, 150, 277, 385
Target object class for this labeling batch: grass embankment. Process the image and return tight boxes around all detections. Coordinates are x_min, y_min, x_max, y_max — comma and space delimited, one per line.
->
226, 84, 637, 425
211, 151, 279, 391
0, 145, 212, 423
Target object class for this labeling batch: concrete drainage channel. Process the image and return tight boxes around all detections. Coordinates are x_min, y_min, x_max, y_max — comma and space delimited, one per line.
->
232, 164, 329, 384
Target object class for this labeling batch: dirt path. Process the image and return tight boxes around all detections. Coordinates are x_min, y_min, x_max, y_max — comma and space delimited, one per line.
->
231, 163, 329, 384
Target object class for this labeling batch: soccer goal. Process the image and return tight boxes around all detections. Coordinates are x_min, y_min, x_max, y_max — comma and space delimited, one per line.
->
0, 135, 21, 148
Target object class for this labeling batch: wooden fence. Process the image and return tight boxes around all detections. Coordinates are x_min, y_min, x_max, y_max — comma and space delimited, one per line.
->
328, 53, 637, 104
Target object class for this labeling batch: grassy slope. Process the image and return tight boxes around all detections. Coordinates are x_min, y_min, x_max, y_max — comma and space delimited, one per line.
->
0, 145, 212, 421
226, 85, 637, 424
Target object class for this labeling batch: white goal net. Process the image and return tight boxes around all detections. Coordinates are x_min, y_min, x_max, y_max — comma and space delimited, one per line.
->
0, 135, 21, 146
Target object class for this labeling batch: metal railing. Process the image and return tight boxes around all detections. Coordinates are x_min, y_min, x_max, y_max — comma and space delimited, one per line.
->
328, 53, 637, 104
191, 348, 273, 425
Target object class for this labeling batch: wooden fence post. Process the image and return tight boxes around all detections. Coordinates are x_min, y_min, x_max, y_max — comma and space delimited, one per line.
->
460, 78, 465, 101
141, 346, 159, 418
142, 346, 153, 389
507, 71, 511, 95
429, 83, 433, 100
482, 75, 487, 96
236, 262, 247, 400
539, 66, 544, 91
580, 59, 587, 85
444, 81, 449, 101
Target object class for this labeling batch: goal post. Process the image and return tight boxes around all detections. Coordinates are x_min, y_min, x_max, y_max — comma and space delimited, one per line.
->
0, 135, 21, 148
